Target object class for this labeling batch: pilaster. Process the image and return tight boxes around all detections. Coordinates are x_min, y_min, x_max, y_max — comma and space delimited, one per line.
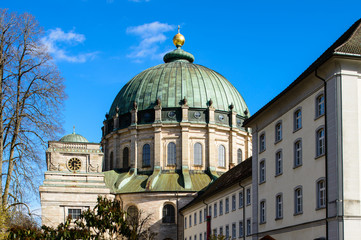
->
153, 125, 163, 167
130, 128, 138, 169
180, 122, 190, 167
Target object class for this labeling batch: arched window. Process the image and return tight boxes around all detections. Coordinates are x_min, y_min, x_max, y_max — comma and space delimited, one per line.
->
142, 144, 151, 167
316, 128, 325, 157
110, 152, 114, 170
163, 204, 175, 223
237, 149, 242, 164
127, 205, 139, 225
167, 142, 176, 165
194, 143, 202, 165
218, 145, 225, 167
123, 147, 129, 169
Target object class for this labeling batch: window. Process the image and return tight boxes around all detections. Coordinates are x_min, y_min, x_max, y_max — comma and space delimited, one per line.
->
317, 179, 326, 209
194, 235, 197, 240
190, 237, 192, 240
209, 206, 212, 218
163, 204, 175, 223
294, 109, 302, 130
218, 145, 226, 167
200, 233, 202, 240
214, 203, 217, 217
123, 147, 129, 168
246, 188, 251, 205
275, 122, 282, 142
316, 94, 325, 117
189, 214, 192, 227
213, 228, 217, 236
316, 128, 325, 157
259, 134, 266, 152
246, 219, 251, 236
237, 148, 242, 164
219, 200, 223, 215
232, 195, 236, 211
225, 197, 229, 213
194, 143, 202, 165
127, 206, 139, 224
225, 225, 229, 238
259, 160, 266, 183
260, 200, 266, 223
167, 142, 176, 165
142, 144, 151, 166
239, 221, 244, 237
194, 212, 197, 225
294, 140, 302, 167
204, 208, 207, 219
275, 151, 282, 176
276, 194, 283, 219
68, 208, 81, 220
294, 187, 303, 214
199, 210, 202, 223
219, 226, 223, 236
239, 191, 244, 208
110, 152, 114, 169
204, 232, 206, 240
185, 217, 187, 229
232, 223, 236, 239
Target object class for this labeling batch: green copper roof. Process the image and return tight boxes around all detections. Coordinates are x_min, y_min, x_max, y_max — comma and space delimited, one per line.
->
108, 48, 249, 118
104, 170, 212, 193
59, 133, 89, 143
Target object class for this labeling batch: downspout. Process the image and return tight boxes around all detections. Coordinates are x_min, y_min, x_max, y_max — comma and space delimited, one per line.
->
315, 68, 329, 240
202, 199, 210, 240
176, 191, 179, 240
238, 182, 246, 240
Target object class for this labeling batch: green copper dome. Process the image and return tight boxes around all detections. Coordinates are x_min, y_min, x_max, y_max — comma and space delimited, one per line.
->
108, 47, 249, 119
59, 132, 89, 143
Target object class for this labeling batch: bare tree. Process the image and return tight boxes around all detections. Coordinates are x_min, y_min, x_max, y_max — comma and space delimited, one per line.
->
0, 9, 65, 209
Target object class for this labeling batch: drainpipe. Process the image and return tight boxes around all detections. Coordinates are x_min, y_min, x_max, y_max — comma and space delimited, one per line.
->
202, 200, 210, 240
238, 182, 246, 240
176, 191, 179, 240
315, 68, 329, 240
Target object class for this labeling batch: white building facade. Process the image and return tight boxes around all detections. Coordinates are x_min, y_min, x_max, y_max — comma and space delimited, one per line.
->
243, 19, 361, 240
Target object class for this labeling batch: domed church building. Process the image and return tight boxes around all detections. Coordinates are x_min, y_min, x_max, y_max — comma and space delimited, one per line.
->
40, 31, 251, 240
101, 32, 251, 239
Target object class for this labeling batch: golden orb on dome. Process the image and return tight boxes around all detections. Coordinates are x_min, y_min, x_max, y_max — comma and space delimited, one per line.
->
173, 33, 185, 47
173, 25, 185, 47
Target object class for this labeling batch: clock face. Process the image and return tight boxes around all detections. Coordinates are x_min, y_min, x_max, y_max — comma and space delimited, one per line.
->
67, 158, 81, 171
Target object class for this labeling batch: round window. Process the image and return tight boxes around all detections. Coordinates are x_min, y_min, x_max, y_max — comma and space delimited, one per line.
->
194, 111, 201, 118
218, 114, 225, 121
168, 111, 176, 119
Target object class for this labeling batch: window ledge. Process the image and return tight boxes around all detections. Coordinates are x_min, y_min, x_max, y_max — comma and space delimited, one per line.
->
293, 127, 302, 133
274, 139, 282, 145
293, 212, 303, 216
259, 149, 266, 154
316, 206, 326, 211
259, 180, 266, 185
259, 221, 266, 225
275, 172, 283, 177
315, 154, 325, 160
275, 217, 283, 221
314, 114, 325, 121
293, 164, 302, 169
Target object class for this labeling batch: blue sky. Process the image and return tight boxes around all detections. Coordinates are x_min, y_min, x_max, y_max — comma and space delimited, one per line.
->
3, 0, 361, 143
3, 0, 361, 214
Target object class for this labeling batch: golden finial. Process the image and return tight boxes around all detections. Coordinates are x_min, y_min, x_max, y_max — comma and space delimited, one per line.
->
173, 25, 185, 48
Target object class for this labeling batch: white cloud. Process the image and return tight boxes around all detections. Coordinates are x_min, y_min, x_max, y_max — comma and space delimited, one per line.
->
126, 22, 175, 62
41, 28, 98, 63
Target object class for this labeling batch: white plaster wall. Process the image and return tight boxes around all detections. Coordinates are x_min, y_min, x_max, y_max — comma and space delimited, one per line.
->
183, 178, 252, 240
